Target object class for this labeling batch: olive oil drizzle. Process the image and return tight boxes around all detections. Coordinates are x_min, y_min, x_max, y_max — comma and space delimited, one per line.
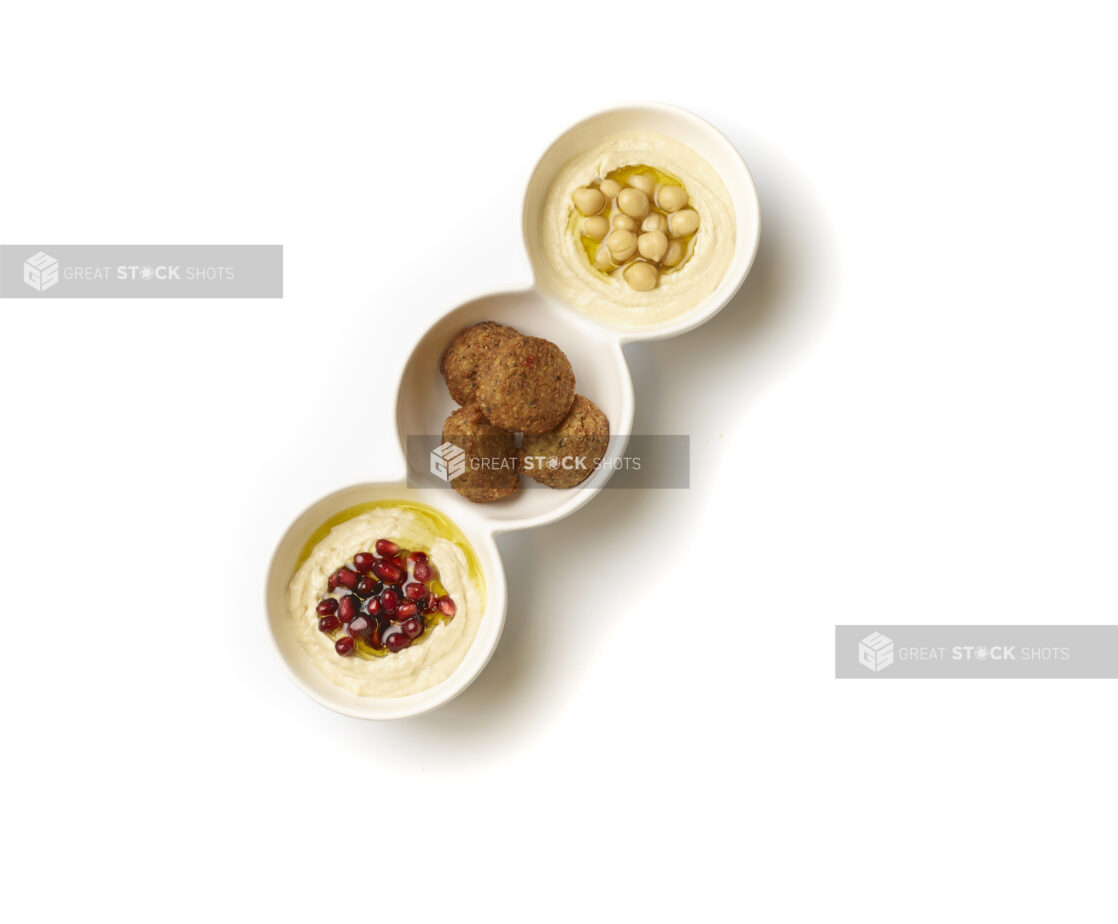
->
572, 163, 699, 278
297, 499, 486, 660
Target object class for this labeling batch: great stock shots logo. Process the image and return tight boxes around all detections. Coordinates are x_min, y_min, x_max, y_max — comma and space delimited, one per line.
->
23, 252, 59, 292
836, 625, 1118, 679
858, 632, 894, 672
407, 433, 690, 491
0, 245, 283, 298
430, 442, 467, 482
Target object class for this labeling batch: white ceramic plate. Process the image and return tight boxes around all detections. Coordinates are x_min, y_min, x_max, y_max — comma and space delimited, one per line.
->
265, 102, 761, 719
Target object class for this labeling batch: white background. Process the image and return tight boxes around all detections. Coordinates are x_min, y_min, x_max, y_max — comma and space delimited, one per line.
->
2, 1, 1116, 921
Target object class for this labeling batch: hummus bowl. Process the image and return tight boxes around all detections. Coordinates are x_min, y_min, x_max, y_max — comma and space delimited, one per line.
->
265, 482, 507, 720
266, 103, 758, 719
524, 103, 760, 339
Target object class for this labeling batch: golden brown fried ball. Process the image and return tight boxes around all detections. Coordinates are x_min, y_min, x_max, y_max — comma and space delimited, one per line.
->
439, 321, 520, 407
474, 335, 575, 435
441, 405, 519, 503
519, 395, 610, 488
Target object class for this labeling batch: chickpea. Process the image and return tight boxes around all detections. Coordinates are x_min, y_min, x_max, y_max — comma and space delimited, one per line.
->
583, 216, 609, 240
662, 239, 685, 267
641, 212, 667, 233
656, 184, 688, 212
605, 228, 637, 262
599, 178, 621, 199
627, 173, 656, 196
572, 186, 606, 216
616, 187, 650, 219
612, 214, 639, 232
637, 230, 669, 263
668, 208, 700, 237
593, 245, 616, 272
623, 261, 659, 291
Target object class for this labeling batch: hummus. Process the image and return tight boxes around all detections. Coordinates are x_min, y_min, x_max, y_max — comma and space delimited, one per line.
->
287, 506, 484, 697
540, 130, 736, 326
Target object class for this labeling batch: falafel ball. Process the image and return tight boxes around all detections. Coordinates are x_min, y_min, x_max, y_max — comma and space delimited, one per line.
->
475, 335, 575, 435
439, 321, 520, 407
519, 395, 610, 489
441, 404, 519, 503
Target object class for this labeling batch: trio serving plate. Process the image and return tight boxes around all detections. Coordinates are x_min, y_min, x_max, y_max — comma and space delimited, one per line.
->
265, 102, 761, 719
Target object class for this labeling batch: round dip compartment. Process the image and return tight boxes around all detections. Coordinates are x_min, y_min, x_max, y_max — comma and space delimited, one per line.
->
394, 288, 635, 531
265, 482, 507, 720
523, 103, 761, 339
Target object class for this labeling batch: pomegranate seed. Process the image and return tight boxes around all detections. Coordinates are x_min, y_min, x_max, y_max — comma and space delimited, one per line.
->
318, 614, 341, 633
380, 588, 398, 615
334, 568, 359, 591
316, 598, 338, 616
335, 636, 356, 656
423, 594, 439, 614
369, 619, 384, 649
406, 550, 427, 565
347, 614, 373, 638
437, 596, 457, 618
404, 582, 428, 601
355, 576, 378, 597
353, 552, 376, 572
388, 555, 406, 571
375, 539, 399, 558
373, 561, 403, 584
327, 571, 341, 592
413, 561, 433, 582
338, 595, 358, 623
365, 597, 381, 616
383, 627, 411, 652
396, 601, 418, 619
401, 617, 423, 639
